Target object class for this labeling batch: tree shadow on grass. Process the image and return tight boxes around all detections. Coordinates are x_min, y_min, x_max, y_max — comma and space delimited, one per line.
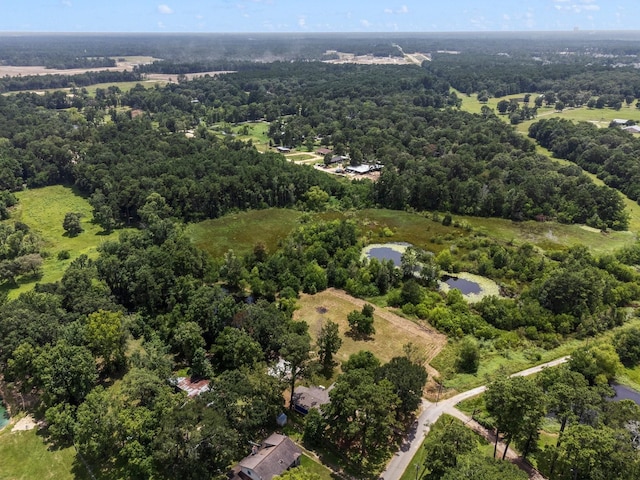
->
344, 329, 374, 342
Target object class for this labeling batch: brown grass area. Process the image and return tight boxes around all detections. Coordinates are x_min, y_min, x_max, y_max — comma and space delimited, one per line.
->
295, 288, 447, 387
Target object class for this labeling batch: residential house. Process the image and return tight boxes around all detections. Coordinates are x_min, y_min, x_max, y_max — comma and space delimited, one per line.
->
291, 385, 331, 415
231, 434, 302, 480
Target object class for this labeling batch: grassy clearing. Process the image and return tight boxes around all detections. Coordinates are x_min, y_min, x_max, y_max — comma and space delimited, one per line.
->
5, 185, 126, 296
299, 454, 335, 480
354, 209, 467, 253
295, 289, 444, 374
432, 338, 580, 394
354, 208, 637, 255
435, 317, 640, 394
286, 153, 316, 162
82, 80, 166, 96
463, 215, 636, 255
186, 208, 303, 259
0, 420, 86, 480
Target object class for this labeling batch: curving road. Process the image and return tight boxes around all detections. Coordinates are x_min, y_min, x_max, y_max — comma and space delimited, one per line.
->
381, 356, 570, 480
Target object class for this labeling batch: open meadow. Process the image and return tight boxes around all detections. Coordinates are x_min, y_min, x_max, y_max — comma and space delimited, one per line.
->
294, 288, 447, 377
4, 185, 126, 296
186, 208, 303, 259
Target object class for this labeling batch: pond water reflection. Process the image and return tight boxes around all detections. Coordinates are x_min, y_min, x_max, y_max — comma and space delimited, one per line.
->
365, 242, 412, 267
442, 275, 482, 295
612, 383, 640, 405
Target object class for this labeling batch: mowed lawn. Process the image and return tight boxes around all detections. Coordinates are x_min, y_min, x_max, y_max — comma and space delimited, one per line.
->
186, 208, 303, 259
0, 423, 85, 480
6, 185, 126, 295
295, 288, 446, 369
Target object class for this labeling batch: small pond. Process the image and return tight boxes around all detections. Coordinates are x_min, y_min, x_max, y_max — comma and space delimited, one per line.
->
442, 275, 482, 295
0, 399, 9, 430
611, 384, 640, 405
364, 242, 413, 267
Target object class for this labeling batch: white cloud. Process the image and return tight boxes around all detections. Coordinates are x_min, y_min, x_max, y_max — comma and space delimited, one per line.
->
61, 0, 72, 7
553, 0, 600, 13
158, 21, 166, 28
361, 19, 371, 28
385, 5, 408, 15
157, 4, 173, 15
298, 16, 306, 27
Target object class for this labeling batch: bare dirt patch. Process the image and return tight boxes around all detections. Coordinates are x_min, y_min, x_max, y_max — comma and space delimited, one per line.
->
11, 415, 36, 432
323, 52, 412, 65
295, 288, 447, 384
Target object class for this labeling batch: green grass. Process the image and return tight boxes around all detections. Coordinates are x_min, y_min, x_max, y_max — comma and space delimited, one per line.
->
186, 208, 303, 259
0, 419, 87, 480
434, 317, 640, 394
286, 153, 316, 162
355, 208, 637, 256
432, 338, 580, 393
222, 122, 272, 151
299, 454, 335, 480
5, 185, 128, 296
463, 215, 636, 255
82, 80, 166, 96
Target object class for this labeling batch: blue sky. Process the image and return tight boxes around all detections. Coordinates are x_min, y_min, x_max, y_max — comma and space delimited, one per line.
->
1, 0, 637, 33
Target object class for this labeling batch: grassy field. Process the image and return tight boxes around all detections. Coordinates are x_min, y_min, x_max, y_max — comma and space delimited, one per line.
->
286, 153, 317, 162
189, 206, 638, 267
0, 419, 86, 480
82, 80, 166, 96
214, 122, 272, 152
356, 208, 637, 255
186, 208, 303, 259
294, 289, 446, 375
5, 185, 126, 296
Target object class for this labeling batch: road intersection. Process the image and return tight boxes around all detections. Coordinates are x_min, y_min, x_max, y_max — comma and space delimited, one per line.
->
381, 356, 570, 480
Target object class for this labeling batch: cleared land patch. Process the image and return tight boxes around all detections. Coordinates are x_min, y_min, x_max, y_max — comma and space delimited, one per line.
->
295, 288, 447, 376
5, 185, 126, 295
186, 208, 303, 259
0, 419, 82, 480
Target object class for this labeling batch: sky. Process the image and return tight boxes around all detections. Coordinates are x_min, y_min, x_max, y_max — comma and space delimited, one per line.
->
0, 0, 638, 33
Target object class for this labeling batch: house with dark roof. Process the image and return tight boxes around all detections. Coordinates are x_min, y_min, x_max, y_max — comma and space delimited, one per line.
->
316, 148, 333, 156
291, 385, 331, 415
231, 434, 301, 480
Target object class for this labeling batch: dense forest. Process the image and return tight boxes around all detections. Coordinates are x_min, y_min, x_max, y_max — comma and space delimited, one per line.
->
1, 33, 640, 480
0, 61, 630, 229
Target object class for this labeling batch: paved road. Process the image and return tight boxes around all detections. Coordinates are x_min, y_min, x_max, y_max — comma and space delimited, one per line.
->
380, 356, 570, 480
